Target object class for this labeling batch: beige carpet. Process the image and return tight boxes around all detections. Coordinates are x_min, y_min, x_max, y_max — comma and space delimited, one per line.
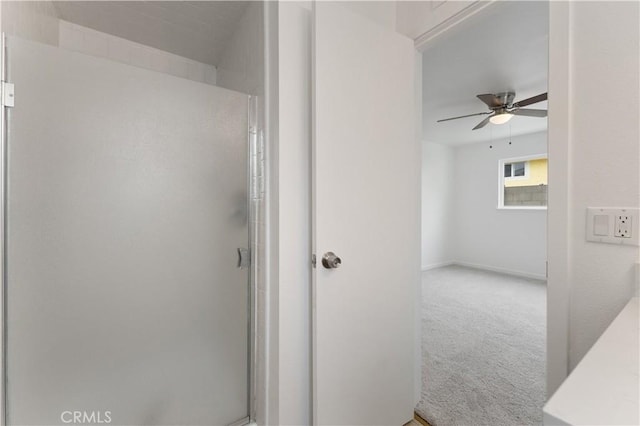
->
417, 265, 546, 426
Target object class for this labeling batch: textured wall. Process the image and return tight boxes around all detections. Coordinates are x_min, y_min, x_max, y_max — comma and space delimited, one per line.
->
566, 1, 639, 369
58, 21, 216, 85
216, 2, 264, 96
1, 1, 59, 45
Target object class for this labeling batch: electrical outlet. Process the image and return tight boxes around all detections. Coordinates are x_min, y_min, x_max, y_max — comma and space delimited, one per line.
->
586, 207, 639, 245
614, 215, 632, 238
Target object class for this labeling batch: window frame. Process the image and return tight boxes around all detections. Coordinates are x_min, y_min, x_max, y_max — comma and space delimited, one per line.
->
497, 154, 548, 210
504, 161, 529, 180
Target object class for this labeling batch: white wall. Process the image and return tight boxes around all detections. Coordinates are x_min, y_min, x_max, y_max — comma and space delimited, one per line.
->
337, 1, 396, 30
3, 2, 270, 90
0, 1, 59, 46
422, 132, 547, 279
422, 142, 455, 269
453, 132, 547, 279
563, 1, 639, 368
217, 2, 264, 95
58, 21, 217, 85
545, 0, 640, 394
0, 2, 218, 85
274, 2, 312, 425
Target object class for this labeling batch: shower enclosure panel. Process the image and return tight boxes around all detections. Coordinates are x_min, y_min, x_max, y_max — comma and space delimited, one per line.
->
3, 36, 251, 425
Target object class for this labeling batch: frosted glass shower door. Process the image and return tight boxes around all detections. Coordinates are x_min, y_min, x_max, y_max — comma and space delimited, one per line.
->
5, 37, 250, 425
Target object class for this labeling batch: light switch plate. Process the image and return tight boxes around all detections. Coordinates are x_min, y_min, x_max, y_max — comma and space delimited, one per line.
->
593, 214, 609, 236
586, 208, 639, 246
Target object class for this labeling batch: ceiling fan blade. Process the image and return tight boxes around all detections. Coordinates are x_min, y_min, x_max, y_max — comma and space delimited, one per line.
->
512, 108, 547, 117
437, 111, 491, 123
472, 116, 492, 130
476, 94, 503, 108
513, 92, 547, 108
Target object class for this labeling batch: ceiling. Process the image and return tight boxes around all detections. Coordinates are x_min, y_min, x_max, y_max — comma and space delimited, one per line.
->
422, 1, 549, 146
53, 1, 250, 66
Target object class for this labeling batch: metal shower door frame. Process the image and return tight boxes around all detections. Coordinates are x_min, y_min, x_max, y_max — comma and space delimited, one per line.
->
1, 32, 9, 426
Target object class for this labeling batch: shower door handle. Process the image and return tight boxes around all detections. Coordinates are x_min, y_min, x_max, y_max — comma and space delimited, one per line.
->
322, 252, 341, 269
237, 248, 250, 269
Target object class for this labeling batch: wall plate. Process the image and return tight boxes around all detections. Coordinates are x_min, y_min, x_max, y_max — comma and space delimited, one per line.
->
586, 208, 639, 246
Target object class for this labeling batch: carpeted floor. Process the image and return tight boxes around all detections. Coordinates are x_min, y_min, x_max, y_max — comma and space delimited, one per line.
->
416, 265, 546, 426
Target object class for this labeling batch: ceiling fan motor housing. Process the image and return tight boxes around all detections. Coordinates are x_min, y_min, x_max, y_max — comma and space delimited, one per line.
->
492, 92, 516, 109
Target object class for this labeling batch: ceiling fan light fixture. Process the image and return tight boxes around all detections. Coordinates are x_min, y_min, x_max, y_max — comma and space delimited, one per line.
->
435, 91, 547, 130
489, 113, 514, 125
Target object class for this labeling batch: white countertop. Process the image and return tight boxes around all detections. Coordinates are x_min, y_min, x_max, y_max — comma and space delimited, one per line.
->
543, 297, 639, 425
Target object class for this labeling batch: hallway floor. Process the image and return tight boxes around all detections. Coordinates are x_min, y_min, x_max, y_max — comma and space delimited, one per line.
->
417, 265, 546, 426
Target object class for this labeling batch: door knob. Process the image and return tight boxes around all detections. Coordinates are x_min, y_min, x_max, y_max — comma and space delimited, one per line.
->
322, 252, 342, 269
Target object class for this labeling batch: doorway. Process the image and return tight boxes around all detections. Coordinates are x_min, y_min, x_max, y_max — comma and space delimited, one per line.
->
418, 1, 549, 424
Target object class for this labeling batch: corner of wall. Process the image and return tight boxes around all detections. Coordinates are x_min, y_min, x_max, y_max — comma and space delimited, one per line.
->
57, 20, 218, 85
216, 2, 265, 95
546, 0, 571, 396
339, 1, 397, 31
1, 1, 60, 46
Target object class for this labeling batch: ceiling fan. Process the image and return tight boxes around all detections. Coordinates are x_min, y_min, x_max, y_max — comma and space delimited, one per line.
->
437, 91, 548, 130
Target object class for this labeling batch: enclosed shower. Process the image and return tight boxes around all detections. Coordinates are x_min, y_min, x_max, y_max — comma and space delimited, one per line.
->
0, 2, 263, 425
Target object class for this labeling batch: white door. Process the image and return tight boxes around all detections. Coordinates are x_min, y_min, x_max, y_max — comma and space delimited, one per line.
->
312, 3, 420, 425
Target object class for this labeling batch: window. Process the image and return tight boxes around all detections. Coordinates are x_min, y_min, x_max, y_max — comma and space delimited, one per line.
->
498, 155, 547, 209
504, 162, 526, 178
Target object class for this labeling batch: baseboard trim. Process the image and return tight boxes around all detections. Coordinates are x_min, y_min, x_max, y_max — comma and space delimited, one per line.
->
413, 412, 431, 426
421, 261, 454, 272
452, 261, 547, 281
